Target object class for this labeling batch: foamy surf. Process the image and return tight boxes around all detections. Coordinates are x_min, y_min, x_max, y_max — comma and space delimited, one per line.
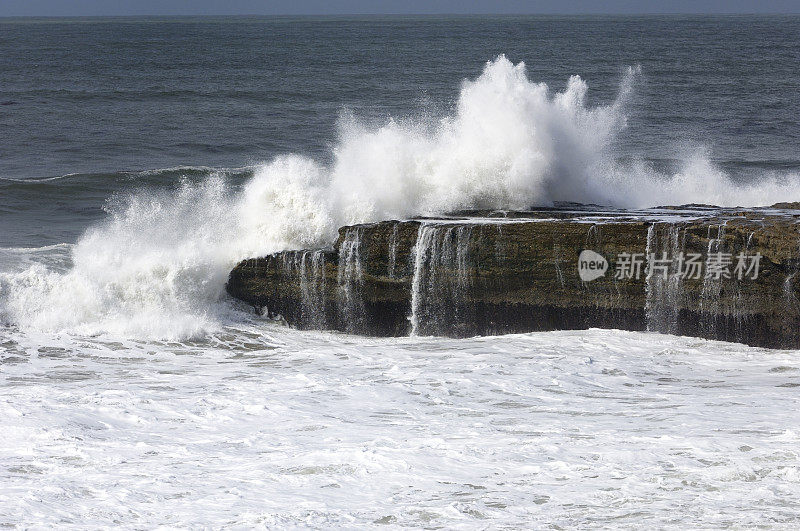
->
2, 326, 800, 527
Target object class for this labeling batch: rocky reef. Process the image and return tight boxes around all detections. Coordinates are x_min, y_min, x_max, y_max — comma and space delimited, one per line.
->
226, 204, 800, 348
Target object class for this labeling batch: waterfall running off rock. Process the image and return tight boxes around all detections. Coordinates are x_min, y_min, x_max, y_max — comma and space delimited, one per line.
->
409, 223, 473, 336
227, 206, 800, 349
387, 224, 399, 280
644, 223, 684, 335
337, 227, 366, 333
279, 250, 328, 329
699, 222, 728, 335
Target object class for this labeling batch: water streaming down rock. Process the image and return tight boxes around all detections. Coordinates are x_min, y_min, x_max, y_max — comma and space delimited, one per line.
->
276, 249, 329, 329
337, 227, 367, 333
585, 223, 602, 249
298, 250, 327, 329
699, 222, 727, 336
387, 224, 399, 279
781, 237, 800, 334
494, 225, 506, 263
227, 206, 800, 348
409, 223, 474, 336
731, 229, 758, 339
553, 249, 566, 288
644, 223, 684, 334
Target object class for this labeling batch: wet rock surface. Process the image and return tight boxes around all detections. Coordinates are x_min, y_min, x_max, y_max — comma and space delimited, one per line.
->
227, 205, 800, 348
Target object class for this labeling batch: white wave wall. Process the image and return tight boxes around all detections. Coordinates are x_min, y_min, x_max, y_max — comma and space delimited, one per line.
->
2, 55, 799, 339
241, 54, 800, 243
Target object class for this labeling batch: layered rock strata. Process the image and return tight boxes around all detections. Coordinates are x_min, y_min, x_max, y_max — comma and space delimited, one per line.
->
227, 205, 800, 348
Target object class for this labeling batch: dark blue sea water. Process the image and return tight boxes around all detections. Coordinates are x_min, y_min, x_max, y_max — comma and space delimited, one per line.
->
1, 15, 800, 247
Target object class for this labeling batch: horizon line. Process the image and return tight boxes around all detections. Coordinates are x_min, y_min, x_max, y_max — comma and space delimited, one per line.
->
2, 12, 800, 19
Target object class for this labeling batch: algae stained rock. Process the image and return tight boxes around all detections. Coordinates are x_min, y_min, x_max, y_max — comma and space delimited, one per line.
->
227, 205, 800, 348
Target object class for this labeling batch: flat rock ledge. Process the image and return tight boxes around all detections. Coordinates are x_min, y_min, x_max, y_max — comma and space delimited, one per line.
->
227, 204, 800, 349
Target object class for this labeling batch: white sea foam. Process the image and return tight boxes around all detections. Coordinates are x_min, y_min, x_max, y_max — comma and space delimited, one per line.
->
2, 55, 800, 339
2, 327, 800, 527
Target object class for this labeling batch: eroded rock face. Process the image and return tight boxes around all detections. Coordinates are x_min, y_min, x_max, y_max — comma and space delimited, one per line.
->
226, 205, 800, 348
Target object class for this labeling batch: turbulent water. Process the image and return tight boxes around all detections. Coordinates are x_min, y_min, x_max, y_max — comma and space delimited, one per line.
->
2, 15, 800, 527
4, 326, 800, 527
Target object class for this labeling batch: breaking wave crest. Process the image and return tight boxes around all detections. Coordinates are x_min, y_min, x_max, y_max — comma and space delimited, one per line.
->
1, 55, 799, 339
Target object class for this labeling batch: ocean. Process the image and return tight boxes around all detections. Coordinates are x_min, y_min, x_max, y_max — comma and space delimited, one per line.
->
2, 15, 800, 527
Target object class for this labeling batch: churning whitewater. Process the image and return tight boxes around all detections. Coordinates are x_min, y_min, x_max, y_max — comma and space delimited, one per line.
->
3, 326, 800, 527
2, 55, 800, 339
